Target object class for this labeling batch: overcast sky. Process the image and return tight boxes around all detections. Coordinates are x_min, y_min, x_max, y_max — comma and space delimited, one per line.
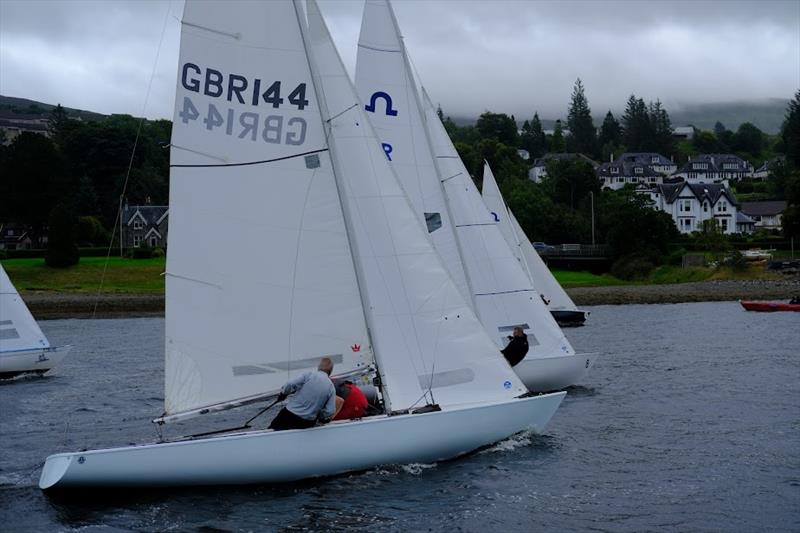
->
1, 0, 797, 122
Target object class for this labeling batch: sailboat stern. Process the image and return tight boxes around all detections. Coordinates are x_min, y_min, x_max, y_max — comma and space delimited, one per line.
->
550, 309, 589, 327
514, 352, 599, 392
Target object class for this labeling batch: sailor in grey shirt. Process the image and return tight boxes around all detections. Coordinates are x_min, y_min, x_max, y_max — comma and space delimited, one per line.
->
269, 357, 336, 431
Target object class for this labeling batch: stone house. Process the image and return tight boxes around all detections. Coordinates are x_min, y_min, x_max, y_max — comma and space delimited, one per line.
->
120, 205, 169, 249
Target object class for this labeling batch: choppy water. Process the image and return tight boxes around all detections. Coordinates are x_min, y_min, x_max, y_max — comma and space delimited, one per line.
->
1, 302, 798, 532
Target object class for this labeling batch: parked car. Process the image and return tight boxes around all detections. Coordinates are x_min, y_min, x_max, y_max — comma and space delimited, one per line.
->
532, 242, 556, 254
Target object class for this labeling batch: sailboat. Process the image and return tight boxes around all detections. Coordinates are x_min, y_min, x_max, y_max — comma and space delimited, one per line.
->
481, 163, 589, 327
39, 0, 565, 490
354, 0, 596, 392
0, 265, 71, 379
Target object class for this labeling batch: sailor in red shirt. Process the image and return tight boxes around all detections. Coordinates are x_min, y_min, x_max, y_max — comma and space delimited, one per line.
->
333, 381, 368, 421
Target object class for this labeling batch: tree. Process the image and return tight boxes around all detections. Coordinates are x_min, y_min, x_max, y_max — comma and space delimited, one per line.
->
541, 158, 600, 210
46, 203, 79, 267
782, 90, 800, 168
566, 78, 596, 156
475, 112, 518, 146
621, 95, 652, 152
732, 122, 765, 158
649, 100, 674, 156
529, 113, 547, 158
549, 120, 566, 152
598, 111, 622, 161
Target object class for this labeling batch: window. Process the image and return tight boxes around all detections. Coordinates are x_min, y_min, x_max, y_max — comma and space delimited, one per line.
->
717, 201, 727, 213
682, 200, 692, 212
133, 235, 142, 248
651, 156, 659, 164
424, 212, 442, 233
720, 219, 728, 231
693, 163, 708, 170
133, 219, 143, 230
610, 167, 619, 174
703, 202, 709, 213
635, 167, 643, 175
682, 219, 692, 230
7, 229, 13, 236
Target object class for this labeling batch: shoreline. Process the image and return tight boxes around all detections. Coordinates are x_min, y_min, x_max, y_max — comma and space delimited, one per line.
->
21, 278, 800, 319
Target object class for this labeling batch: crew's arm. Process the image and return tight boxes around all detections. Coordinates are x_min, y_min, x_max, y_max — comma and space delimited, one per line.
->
320, 390, 336, 421
281, 372, 308, 395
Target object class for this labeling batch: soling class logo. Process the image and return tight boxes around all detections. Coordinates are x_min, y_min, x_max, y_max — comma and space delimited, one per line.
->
351, 344, 361, 353
503, 380, 512, 390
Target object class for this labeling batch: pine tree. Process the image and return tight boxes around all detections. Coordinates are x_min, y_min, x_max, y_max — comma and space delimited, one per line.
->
782, 89, 800, 168
566, 78, 596, 156
550, 120, 566, 153
649, 100, 673, 155
598, 111, 622, 161
530, 113, 547, 158
622, 95, 651, 152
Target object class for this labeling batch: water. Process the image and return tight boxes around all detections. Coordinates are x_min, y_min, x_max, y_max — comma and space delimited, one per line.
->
1, 302, 798, 531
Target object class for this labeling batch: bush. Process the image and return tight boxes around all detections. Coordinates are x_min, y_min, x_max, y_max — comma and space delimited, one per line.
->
127, 246, 154, 259
664, 248, 687, 266
722, 249, 748, 272
45, 204, 79, 268
611, 254, 656, 281
0, 249, 6, 260
151, 247, 165, 258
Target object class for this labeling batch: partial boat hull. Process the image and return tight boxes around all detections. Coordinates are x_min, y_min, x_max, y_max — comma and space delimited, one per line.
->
40, 392, 565, 490
550, 309, 588, 327
0, 345, 72, 379
740, 301, 800, 312
514, 353, 598, 392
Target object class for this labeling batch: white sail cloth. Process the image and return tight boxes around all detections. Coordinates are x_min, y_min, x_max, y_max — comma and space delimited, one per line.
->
304, 0, 526, 411
354, 0, 470, 305
164, 0, 372, 417
419, 88, 575, 358
481, 163, 580, 313
0, 265, 49, 353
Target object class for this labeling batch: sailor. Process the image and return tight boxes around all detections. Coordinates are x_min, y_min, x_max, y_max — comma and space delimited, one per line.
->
269, 357, 336, 431
790, 296, 800, 304
501, 326, 529, 367
333, 380, 368, 421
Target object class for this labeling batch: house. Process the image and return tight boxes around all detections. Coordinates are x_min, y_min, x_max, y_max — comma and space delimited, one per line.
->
0, 112, 50, 145
528, 153, 599, 183
672, 126, 694, 141
672, 154, 753, 183
736, 212, 756, 234
517, 149, 530, 161
0, 223, 42, 250
739, 201, 787, 231
597, 153, 676, 190
120, 204, 169, 249
752, 157, 785, 180
645, 182, 744, 234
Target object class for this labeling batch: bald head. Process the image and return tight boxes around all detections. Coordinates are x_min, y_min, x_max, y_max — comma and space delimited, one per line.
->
318, 357, 334, 375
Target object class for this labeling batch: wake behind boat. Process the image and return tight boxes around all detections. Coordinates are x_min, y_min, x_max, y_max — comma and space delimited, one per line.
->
0, 265, 71, 379
40, 0, 565, 491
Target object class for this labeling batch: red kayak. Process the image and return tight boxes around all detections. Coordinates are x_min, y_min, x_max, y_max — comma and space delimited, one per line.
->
740, 301, 800, 312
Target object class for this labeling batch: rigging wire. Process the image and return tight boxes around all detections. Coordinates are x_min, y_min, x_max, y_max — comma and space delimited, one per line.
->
90, 0, 172, 320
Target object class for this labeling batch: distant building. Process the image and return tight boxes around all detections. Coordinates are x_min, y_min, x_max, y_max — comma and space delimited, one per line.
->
0, 223, 43, 250
672, 154, 753, 183
529, 153, 599, 183
597, 153, 676, 190
672, 126, 695, 141
645, 182, 744, 234
0, 113, 50, 145
739, 201, 787, 231
120, 204, 168, 249
752, 157, 785, 180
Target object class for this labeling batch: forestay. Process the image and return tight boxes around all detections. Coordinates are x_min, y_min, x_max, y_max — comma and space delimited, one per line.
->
420, 88, 575, 358
354, 0, 470, 305
0, 265, 49, 353
303, 0, 526, 411
163, 0, 372, 419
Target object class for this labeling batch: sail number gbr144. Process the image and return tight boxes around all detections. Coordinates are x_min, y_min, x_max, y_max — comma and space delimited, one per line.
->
179, 63, 310, 146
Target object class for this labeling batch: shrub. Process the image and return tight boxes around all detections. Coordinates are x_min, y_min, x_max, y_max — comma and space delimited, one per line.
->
45, 204, 79, 268
611, 254, 656, 281
723, 249, 748, 272
664, 248, 687, 266
127, 246, 154, 259
151, 247, 165, 258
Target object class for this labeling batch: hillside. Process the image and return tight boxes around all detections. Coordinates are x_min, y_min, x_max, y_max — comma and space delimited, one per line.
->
0, 94, 107, 121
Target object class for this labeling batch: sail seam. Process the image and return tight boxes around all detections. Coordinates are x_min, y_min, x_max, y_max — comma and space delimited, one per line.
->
357, 43, 401, 53
455, 223, 495, 227
170, 148, 329, 168
474, 289, 537, 297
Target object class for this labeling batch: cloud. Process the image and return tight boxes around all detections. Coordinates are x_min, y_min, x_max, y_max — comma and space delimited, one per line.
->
0, 0, 797, 121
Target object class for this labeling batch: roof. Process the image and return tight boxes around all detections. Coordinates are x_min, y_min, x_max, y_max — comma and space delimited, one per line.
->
616, 152, 674, 166
122, 205, 168, 226
675, 153, 750, 174
650, 182, 737, 206
532, 152, 599, 169
739, 201, 787, 216
736, 212, 755, 224
597, 160, 661, 178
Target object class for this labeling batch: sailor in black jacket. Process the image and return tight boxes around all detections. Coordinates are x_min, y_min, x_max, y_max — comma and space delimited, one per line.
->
501, 326, 529, 367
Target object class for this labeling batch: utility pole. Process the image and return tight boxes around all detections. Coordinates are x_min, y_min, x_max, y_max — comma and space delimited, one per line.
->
590, 191, 595, 246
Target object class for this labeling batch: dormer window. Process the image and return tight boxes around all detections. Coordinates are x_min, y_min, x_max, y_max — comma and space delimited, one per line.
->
651, 156, 659, 164
693, 163, 708, 170
610, 166, 619, 174
635, 167, 643, 175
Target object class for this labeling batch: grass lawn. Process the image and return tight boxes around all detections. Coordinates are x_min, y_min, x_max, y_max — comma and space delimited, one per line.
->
1, 256, 166, 293
551, 270, 627, 288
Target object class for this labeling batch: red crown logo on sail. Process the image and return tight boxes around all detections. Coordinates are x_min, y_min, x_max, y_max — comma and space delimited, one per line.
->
351, 343, 361, 352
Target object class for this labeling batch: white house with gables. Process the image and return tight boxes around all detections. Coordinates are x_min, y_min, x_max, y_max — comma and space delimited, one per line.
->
120, 204, 169, 249
672, 154, 753, 183
644, 182, 749, 234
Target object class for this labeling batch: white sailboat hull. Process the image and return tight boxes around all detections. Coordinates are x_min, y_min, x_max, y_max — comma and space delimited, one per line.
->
514, 353, 599, 392
40, 392, 565, 490
0, 345, 72, 379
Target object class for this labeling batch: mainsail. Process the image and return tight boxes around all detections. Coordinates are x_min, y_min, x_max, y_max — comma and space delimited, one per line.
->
163, 0, 372, 419
419, 87, 576, 358
304, 0, 527, 411
354, 0, 471, 305
0, 265, 49, 353
483, 165, 581, 314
